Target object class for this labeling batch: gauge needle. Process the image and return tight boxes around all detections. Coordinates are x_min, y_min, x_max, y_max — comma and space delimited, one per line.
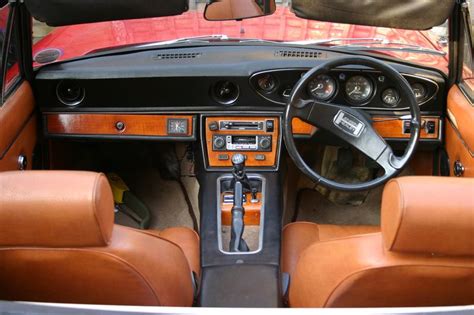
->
348, 86, 360, 95
311, 83, 324, 92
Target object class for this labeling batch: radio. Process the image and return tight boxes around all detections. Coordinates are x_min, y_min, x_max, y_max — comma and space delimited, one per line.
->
209, 119, 274, 132
213, 135, 272, 152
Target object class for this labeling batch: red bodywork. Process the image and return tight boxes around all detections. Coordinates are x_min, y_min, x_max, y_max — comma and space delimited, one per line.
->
31, 7, 448, 73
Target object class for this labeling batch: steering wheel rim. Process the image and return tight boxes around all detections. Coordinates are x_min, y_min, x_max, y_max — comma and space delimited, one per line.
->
283, 56, 421, 191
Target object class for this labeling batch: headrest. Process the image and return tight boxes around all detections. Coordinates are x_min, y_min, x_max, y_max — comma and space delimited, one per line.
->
0, 171, 114, 247
381, 176, 474, 257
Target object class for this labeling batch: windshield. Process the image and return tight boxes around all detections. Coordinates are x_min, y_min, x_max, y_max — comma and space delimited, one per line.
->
32, 0, 451, 72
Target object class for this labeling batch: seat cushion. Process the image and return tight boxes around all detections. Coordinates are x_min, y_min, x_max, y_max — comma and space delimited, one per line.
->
282, 222, 379, 276
142, 227, 200, 275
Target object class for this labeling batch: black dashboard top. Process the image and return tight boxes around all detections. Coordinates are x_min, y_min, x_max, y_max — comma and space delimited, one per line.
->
34, 45, 446, 114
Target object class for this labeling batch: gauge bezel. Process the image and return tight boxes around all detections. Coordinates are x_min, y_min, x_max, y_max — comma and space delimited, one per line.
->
381, 87, 401, 108
256, 73, 279, 94
344, 75, 376, 106
306, 74, 338, 101
410, 82, 428, 104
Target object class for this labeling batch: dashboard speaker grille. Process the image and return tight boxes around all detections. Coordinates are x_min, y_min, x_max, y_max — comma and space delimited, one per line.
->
274, 50, 323, 59
153, 52, 202, 60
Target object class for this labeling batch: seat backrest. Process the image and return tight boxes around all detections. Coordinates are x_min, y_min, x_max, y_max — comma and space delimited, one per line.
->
0, 171, 194, 306
290, 176, 474, 307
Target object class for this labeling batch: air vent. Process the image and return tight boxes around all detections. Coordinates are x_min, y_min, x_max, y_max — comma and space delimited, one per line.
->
153, 52, 202, 60
56, 80, 85, 106
34, 48, 62, 64
274, 50, 323, 59
211, 81, 239, 105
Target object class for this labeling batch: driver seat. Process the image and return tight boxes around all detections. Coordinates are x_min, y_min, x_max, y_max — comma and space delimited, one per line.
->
282, 177, 474, 307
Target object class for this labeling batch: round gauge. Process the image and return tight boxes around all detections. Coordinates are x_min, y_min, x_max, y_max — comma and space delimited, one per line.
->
345, 75, 374, 104
257, 74, 277, 93
411, 83, 427, 103
307, 74, 337, 101
381, 88, 400, 107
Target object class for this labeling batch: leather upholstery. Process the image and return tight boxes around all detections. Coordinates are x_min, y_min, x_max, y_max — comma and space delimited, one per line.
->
282, 222, 379, 276
0, 171, 199, 306
284, 177, 474, 307
382, 177, 474, 256
143, 228, 200, 275
0, 171, 114, 247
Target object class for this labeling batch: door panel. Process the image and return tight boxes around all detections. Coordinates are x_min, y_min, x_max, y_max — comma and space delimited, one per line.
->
0, 82, 37, 171
445, 84, 474, 177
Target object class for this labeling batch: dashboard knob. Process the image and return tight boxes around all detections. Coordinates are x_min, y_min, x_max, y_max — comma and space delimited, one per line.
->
213, 136, 226, 149
259, 137, 271, 150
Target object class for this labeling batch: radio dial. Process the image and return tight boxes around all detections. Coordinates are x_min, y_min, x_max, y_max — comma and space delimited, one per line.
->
259, 137, 271, 150
213, 136, 226, 149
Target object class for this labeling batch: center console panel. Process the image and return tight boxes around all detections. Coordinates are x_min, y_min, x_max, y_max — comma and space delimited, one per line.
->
203, 116, 280, 169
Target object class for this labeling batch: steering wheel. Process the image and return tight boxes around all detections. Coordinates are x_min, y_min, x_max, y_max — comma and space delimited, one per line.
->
283, 56, 421, 191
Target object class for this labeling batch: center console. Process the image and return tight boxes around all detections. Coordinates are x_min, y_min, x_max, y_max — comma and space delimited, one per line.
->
198, 114, 284, 307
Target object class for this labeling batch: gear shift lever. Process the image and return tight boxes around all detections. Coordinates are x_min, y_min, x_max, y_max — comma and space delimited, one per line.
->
229, 154, 249, 252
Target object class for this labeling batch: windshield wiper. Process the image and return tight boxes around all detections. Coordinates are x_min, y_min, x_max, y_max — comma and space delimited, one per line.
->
285, 37, 446, 56
138, 34, 279, 47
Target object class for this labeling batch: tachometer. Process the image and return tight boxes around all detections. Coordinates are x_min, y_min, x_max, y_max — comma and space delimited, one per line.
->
307, 74, 337, 101
345, 75, 374, 104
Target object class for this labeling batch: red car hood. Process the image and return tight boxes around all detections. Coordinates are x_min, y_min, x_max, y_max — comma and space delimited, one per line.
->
32, 7, 448, 73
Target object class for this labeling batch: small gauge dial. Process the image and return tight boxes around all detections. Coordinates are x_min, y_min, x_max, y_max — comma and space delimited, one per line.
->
345, 75, 374, 104
381, 88, 400, 107
307, 74, 337, 101
257, 74, 277, 93
411, 83, 427, 103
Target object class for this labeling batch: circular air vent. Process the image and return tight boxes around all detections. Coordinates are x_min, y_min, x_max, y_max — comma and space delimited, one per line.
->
211, 81, 239, 105
56, 80, 85, 106
34, 48, 62, 64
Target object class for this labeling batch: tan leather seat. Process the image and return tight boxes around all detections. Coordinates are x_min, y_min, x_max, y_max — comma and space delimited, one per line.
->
0, 171, 199, 306
283, 176, 474, 307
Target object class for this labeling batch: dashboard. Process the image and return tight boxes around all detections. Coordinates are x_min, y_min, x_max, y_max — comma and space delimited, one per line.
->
34, 45, 446, 170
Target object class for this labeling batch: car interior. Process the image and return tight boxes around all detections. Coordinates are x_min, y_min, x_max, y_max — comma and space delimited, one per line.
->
0, 0, 473, 310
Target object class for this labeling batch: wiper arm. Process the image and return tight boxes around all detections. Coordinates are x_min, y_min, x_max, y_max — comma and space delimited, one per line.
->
285, 37, 446, 56
138, 34, 231, 47
138, 34, 279, 48
335, 43, 446, 56
284, 37, 386, 45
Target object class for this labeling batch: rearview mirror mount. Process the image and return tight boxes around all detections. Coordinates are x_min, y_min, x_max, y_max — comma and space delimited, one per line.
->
204, 0, 276, 21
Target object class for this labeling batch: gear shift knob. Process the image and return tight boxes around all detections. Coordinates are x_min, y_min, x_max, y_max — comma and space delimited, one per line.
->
232, 153, 245, 166
232, 154, 246, 179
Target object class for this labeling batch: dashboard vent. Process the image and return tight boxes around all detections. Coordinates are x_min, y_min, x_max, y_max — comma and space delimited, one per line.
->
274, 50, 323, 59
153, 52, 202, 60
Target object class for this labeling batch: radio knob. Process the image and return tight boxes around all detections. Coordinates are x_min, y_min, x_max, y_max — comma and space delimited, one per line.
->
213, 136, 226, 149
259, 137, 271, 150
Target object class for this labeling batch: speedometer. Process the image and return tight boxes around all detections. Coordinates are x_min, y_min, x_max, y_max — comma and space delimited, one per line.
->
345, 75, 374, 104
307, 74, 337, 101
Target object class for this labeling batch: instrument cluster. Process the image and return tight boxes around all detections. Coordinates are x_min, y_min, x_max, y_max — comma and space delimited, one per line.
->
250, 68, 438, 111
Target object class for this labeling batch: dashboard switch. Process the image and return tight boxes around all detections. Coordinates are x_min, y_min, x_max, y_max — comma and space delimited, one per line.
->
115, 121, 125, 132
209, 121, 219, 131
403, 120, 411, 134
426, 120, 436, 134
255, 154, 266, 161
265, 120, 274, 132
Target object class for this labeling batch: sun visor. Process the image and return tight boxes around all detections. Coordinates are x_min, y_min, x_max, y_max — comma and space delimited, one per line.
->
291, 0, 454, 30
25, 0, 189, 26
